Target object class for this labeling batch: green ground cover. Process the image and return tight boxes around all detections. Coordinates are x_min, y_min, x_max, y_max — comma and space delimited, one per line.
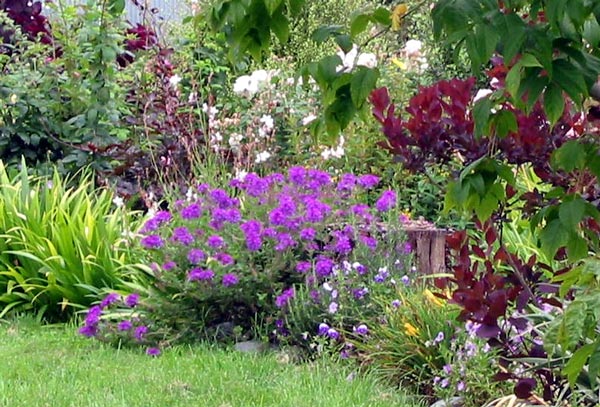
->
0, 319, 422, 407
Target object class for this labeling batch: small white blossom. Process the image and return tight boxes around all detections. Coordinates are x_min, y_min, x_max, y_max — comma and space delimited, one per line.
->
112, 196, 124, 208
336, 44, 359, 72
255, 151, 272, 163
404, 39, 423, 57
233, 75, 259, 96
357, 52, 377, 68
234, 169, 248, 181
302, 113, 317, 126
260, 114, 274, 130
474, 89, 493, 103
168, 74, 182, 88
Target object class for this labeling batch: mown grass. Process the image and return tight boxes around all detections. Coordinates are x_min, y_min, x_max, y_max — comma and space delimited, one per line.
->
0, 318, 423, 407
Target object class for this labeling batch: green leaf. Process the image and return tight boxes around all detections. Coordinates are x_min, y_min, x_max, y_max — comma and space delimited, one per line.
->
334, 34, 353, 54
505, 62, 522, 101
473, 97, 493, 138
552, 59, 588, 104
475, 193, 498, 222
350, 13, 370, 38
551, 140, 587, 172
588, 339, 600, 384
520, 53, 543, 67
564, 343, 595, 386
263, 0, 283, 15
500, 13, 526, 63
518, 71, 548, 112
108, 0, 125, 15
270, 11, 289, 43
566, 234, 589, 262
286, 0, 305, 16
559, 198, 586, 230
370, 7, 391, 26
350, 67, 379, 108
544, 83, 565, 126
311, 25, 344, 43
493, 109, 518, 138
540, 219, 569, 259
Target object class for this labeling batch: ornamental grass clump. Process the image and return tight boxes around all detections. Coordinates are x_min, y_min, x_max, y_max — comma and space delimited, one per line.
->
79, 166, 414, 352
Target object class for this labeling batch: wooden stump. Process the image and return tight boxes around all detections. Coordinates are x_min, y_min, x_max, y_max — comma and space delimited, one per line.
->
402, 218, 448, 275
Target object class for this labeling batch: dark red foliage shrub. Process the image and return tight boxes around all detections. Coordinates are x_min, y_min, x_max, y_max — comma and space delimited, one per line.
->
1, 0, 52, 50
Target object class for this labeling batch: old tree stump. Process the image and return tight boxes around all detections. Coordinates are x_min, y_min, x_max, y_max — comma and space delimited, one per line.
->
402, 218, 447, 275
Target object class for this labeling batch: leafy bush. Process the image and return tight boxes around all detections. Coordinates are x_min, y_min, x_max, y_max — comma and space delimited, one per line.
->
78, 167, 414, 351
0, 160, 147, 321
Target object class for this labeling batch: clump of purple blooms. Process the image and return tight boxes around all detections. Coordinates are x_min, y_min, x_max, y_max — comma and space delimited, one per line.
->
79, 167, 414, 353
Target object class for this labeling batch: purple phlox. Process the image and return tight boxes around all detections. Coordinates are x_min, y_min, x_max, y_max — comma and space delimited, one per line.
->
188, 268, 215, 281
275, 287, 295, 308
207, 235, 225, 249
375, 190, 397, 212
315, 256, 335, 277
295, 261, 311, 273
172, 226, 194, 245
134, 325, 148, 341
181, 203, 202, 219
187, 248, 206, 264
118, 320, 133, 331
140, 234, 164, 249
357, 174, 380, 189
125, 293, 140, 308
275, 233, 297, 251
222, 273, 239, 287
100, 292, 120, 308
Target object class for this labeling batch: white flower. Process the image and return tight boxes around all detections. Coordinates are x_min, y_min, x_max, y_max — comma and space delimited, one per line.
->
323, 282, 333, 291
302, 113, 317, 126
234, 169, 248, 181
228, 133, 243, 151
259, 114, 274, 131
255, 151, 272, 163
250, 69, 269, 83
404, 39, 422, 57
233, 75, 259, 96
202, 103, 219, 117
474, 89, 493, 103
112, 196, 124, 208
336, 44, 359, 72
357, 52, 377, 68
168, 74, 182, 88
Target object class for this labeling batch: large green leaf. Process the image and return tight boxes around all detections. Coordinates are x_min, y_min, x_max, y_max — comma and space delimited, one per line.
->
543, 82, 565, 125
350, 67, 379, 108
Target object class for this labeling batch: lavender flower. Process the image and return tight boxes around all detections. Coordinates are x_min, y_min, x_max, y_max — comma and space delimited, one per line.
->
315, 256, 335, 277
146, 347, 161, 357
141, 235, 164, 249
100, 293, 119, 309
357, 174, 380, 189
375, 190, 397, 212
295, 261, 311, 273
215, 252, 234, 266
207, 235, 225, 249
328, 302, 338, 314
188, 268, 215, 281
79, 324, 98, 337
181, 203, 202, 219
134, 325, 148, 341
222, 273, 239, 287
172, 226, 194, 245
118, 320, 133, 331
125, 293, 140, 308
275, 288, 295, 308
162, 261, 177, 271
326, 328, 340, 340
318, 323, 330, 336
353, 324, 369, 335
299, 228, 316, 240
337, 173, 357, 192
187, 248, 206, 264
84, 305, 102, 325
275, 233, 296, 251
392, 299, 402, 308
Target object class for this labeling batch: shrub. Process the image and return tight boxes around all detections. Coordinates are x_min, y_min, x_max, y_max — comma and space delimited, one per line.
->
78, 167, 414, 351
0, 159, 148, 321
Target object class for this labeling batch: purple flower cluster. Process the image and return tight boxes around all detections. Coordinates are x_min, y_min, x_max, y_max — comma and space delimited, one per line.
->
275, 288, 295, 308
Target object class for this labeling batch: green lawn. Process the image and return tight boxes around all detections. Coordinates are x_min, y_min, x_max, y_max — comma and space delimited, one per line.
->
0, 319, 422, 407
